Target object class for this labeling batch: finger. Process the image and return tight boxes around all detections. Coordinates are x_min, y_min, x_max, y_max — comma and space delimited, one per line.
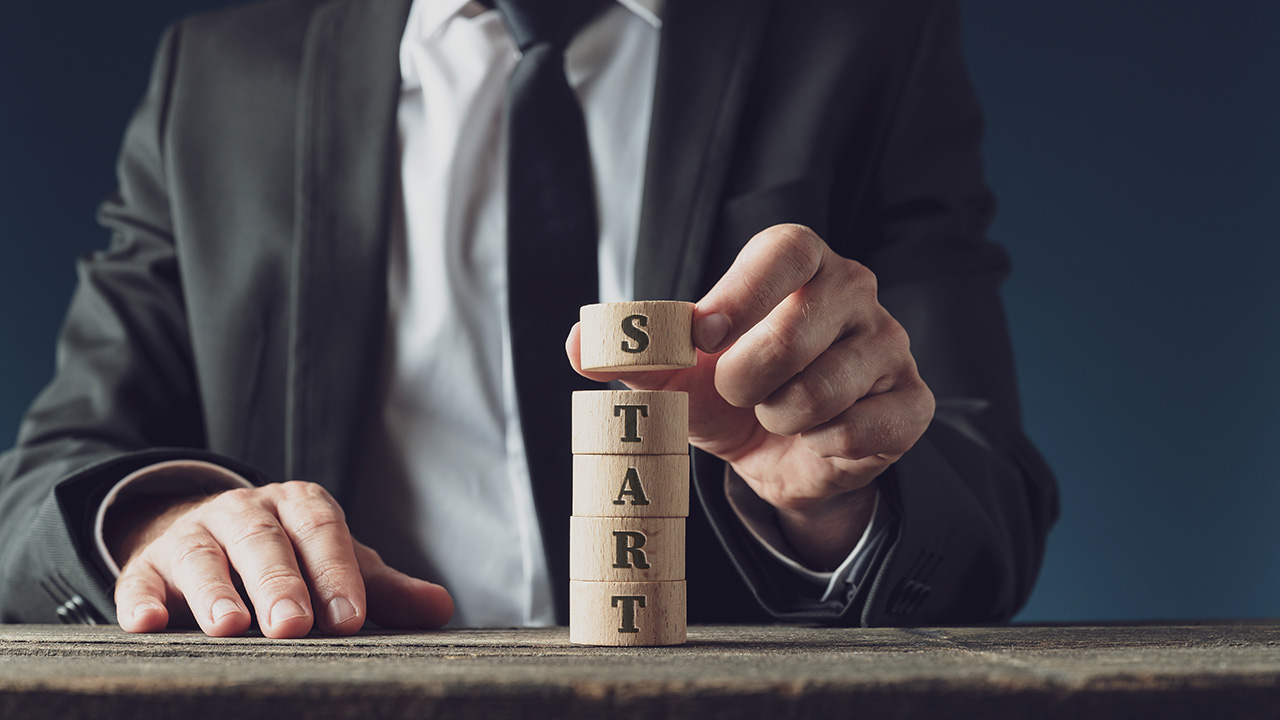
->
754, 322, 908, 436
274, 481, 366, 635
800, 384, 934, 461
355, 542, 454, 629
162, 526, 252, 637
713, 257, 879, 409
565, 322, 622, 382
114, 557, 171, 633
693, 224, 828, 354
204, 489, 313, 638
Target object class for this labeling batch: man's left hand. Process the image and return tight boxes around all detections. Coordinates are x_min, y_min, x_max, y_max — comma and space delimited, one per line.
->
566, 224, 934, 568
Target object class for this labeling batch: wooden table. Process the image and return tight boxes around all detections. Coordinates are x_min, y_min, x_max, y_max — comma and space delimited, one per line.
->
1, 623, 1278, 718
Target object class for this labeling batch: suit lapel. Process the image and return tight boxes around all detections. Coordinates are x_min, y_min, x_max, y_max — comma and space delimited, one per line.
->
634, 0, 773, 301
287, 0, 414, 492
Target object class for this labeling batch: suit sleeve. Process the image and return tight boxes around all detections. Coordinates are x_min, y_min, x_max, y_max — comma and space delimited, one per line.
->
0, 24, 268, 624
692, 0, 1059, 626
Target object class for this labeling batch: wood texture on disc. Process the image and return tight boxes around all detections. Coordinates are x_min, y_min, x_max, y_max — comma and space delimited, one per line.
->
569, 516, 685, 582
569, 580, 686, 646
571, 390, 688, 455
572, 454, 689, 518
580, 301, 696, 372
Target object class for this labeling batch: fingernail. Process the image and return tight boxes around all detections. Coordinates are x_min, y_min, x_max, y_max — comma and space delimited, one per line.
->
133, 602, 163, 620
269, 598, 308, 627
695, 313, 731, 352
211, 598, 242, 622
326, 597, 357, 627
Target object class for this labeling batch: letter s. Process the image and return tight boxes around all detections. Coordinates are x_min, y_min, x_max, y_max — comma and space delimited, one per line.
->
620, 314, 650, 354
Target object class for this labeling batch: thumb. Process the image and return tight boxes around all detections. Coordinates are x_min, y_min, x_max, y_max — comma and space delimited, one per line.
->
354, 542, 454, 629
692, 224, 829, 355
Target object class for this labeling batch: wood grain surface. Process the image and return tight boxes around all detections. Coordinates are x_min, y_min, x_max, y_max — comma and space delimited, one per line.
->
568, 580, 687, 646
579, 301, 696, 372
571, 390, 688, 455
571, 454, 689, 517
568, 516, 685, 582
1, 623, 1279, 719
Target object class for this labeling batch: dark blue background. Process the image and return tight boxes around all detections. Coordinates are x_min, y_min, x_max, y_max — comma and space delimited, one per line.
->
2, 2, 1277, 621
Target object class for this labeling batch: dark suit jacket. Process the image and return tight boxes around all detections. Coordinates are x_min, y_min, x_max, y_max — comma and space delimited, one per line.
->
0, 0, 1058, 627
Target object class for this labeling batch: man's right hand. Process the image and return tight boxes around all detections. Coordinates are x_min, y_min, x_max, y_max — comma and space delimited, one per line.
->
108, 481, 454, 638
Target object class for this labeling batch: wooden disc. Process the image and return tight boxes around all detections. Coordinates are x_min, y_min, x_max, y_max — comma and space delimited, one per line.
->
572, 454, 689, 518
580, 301, 696, 372
569, 516, 685, 582
571, 390, 688, 455
569, 580, 686, 646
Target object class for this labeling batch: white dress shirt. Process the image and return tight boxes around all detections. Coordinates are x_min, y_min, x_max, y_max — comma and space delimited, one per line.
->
344, 0, 661, 628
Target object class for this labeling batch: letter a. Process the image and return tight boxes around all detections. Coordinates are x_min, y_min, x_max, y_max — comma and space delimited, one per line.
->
613, 467, 651, 506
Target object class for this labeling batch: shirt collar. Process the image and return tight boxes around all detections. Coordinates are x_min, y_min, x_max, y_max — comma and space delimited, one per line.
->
412, 0, 663, 41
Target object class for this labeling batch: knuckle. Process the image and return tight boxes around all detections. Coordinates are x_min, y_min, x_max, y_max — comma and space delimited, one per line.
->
252, 566, 305, 596
715, 373, 752, 409
214, 487, 259, 513
773, 225, 823, 281
713, 352, 757, 408
290, 509, 347, 543
911, 381, 937, 423
877, 418, 915, 456
754, 405, 797, 437
727, 264, 779, 318
231, 517, 288, 548
307, 560, 357, 594
878, 312, 907, 344
760, 315, 807, 367
114, 572, 155, 598
847, 260, 877, 292
774, 223, 823, 261
833, 425, 874, 460
280, 481, 342, 514
281, 479, 330, 499
830, 415, 899, 460
171, 536, 226, 568
729, 225, 825, 319
781, 374, 836, 425
721, 342, 793, 408
874, 406, 924, 457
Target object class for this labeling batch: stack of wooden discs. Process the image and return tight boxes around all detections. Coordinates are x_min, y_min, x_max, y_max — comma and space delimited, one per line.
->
569, 301, 695, 646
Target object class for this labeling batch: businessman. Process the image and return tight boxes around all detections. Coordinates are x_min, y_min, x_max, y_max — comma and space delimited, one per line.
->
0, 0, 1057, 636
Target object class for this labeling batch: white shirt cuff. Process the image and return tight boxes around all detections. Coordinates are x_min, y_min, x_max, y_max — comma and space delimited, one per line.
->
94, 459, 255, 578
724, 468, 891, 603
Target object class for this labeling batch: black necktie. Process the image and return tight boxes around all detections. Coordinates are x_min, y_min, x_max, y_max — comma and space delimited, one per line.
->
497, 0, 607, 311
495, 0, 610, 606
